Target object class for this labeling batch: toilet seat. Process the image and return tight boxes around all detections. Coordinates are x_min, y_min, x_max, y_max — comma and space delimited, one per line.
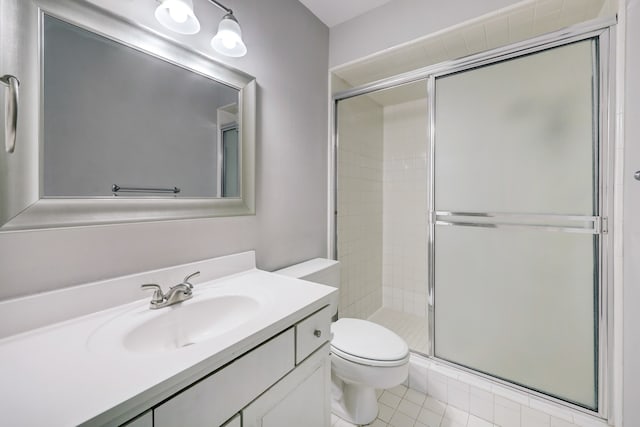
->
331, 346, 410, 367
331, 318, 409, 367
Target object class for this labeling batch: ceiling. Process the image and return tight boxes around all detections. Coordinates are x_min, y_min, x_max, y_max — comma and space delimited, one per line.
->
298, 0, 392, 27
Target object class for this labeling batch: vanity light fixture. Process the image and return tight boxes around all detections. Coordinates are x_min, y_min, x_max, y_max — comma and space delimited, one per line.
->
210, 13, 247, 57
154, 0, 200, 35
154, 0, 247, 57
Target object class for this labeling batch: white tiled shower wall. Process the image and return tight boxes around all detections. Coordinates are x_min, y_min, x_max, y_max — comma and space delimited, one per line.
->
337, 94, 430, 320
406, 355, 609, 427
336, 88, 384, 319
382, 98, 429, 317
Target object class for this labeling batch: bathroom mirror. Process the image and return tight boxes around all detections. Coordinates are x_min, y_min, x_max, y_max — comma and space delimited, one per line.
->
0, 0, 256, 230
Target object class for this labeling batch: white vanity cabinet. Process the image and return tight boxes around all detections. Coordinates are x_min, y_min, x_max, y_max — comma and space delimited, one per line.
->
243, 306, 332, 427
242, 342, 331, 427
0, 254, 338, 427
151, 306, 331, 427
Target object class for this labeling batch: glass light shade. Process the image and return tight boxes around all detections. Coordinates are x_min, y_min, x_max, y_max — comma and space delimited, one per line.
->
211, 15, 247, 58
155, 0, 201, 35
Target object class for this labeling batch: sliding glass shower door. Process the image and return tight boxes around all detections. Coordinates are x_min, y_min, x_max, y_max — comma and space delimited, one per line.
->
431, 38, 601, 410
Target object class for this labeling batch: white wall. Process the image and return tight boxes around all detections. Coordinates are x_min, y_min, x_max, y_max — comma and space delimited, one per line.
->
329, 0, 523, 67
0, 0, 329, 301
623, 0, 640, 425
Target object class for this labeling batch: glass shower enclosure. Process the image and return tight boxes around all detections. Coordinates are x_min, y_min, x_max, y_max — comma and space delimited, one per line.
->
333, 26, 610, 414
431, 38, 602, 410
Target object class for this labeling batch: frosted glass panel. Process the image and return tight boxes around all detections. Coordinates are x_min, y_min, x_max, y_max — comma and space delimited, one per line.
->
434, 226, 597, 408
222, 128, 239, 197
434, 40, 596, 215
432, 39, 600, 410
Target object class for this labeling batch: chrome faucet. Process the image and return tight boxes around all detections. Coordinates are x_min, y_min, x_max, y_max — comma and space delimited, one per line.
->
141, 271, 200, 309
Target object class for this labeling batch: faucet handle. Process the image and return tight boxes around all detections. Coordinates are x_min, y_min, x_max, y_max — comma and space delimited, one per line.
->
141, 283, 165, 304
182, 271, 200, 289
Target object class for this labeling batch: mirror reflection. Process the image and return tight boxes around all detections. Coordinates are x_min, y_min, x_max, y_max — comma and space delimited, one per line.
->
43, 15, 241, 199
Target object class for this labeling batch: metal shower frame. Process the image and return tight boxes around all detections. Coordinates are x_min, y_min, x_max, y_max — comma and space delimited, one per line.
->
330, 15, 617, 420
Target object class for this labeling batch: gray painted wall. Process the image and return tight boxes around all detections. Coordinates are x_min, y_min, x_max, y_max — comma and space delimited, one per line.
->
0, 0, 329, 300
329, 0, 523, 68
624, 1, 640, 425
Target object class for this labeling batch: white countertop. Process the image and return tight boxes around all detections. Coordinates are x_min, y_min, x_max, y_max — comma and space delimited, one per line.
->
0, 269, 337, 426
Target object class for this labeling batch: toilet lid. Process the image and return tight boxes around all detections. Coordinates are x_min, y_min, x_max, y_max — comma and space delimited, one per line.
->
331, 318, 409, 366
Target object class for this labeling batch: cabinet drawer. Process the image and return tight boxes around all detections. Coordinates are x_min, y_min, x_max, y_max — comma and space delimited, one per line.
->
154, 328, 295, 427
295, 305, 331, 364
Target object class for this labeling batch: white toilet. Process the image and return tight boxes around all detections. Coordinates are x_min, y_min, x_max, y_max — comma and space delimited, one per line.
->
275, 258, 410, 425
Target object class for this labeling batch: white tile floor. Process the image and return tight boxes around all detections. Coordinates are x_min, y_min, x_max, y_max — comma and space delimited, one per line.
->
368, 307, 429, 354
331, 384, 497, 427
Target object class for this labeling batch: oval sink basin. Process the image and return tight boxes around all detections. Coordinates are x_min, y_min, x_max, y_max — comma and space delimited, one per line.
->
125, 295, 260, 353
89, 294, 261, 354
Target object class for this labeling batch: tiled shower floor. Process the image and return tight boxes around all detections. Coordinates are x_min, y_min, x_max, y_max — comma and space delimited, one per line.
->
368, 307, 429, 354
331, 384, 494, 427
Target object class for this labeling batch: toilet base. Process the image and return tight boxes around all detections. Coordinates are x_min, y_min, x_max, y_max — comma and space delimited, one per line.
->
331, 373, 378, 425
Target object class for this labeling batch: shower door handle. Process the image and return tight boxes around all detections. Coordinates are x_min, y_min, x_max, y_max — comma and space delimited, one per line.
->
634, 171, 640, 181
0, 74, 19, 154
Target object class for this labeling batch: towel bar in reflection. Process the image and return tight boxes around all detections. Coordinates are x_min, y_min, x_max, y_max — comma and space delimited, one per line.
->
111, 184, 181, 194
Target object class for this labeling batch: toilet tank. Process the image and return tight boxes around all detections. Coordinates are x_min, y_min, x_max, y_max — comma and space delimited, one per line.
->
273, 258, 340, 288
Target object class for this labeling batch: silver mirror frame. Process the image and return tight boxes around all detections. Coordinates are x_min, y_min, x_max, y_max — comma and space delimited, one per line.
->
0, 0, 256, 231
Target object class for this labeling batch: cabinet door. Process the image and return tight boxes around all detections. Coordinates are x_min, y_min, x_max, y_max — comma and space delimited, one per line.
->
243, 343, 330, 427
